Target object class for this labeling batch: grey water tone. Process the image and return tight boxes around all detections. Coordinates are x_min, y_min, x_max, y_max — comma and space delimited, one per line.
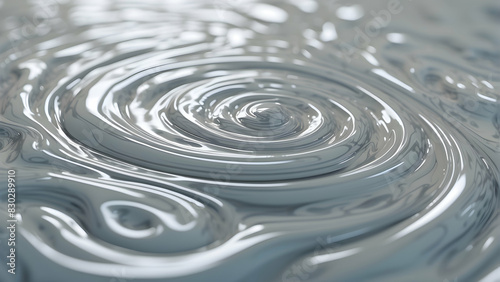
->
0, 0, 499, 281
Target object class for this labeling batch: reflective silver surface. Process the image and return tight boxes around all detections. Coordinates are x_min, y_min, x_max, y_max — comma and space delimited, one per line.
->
0, 0, 499, 281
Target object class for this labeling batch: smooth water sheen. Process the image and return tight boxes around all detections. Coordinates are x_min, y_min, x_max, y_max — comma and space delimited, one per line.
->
0, 0, 499, 281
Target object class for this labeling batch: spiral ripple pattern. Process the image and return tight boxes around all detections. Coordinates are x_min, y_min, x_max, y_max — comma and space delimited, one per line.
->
0, 0, 499, 281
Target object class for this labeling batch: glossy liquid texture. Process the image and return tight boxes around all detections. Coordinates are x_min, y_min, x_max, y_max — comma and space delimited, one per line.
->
0, 0, 499, 281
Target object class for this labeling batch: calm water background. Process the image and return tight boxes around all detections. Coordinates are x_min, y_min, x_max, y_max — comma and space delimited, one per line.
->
0, 0, 499, 281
